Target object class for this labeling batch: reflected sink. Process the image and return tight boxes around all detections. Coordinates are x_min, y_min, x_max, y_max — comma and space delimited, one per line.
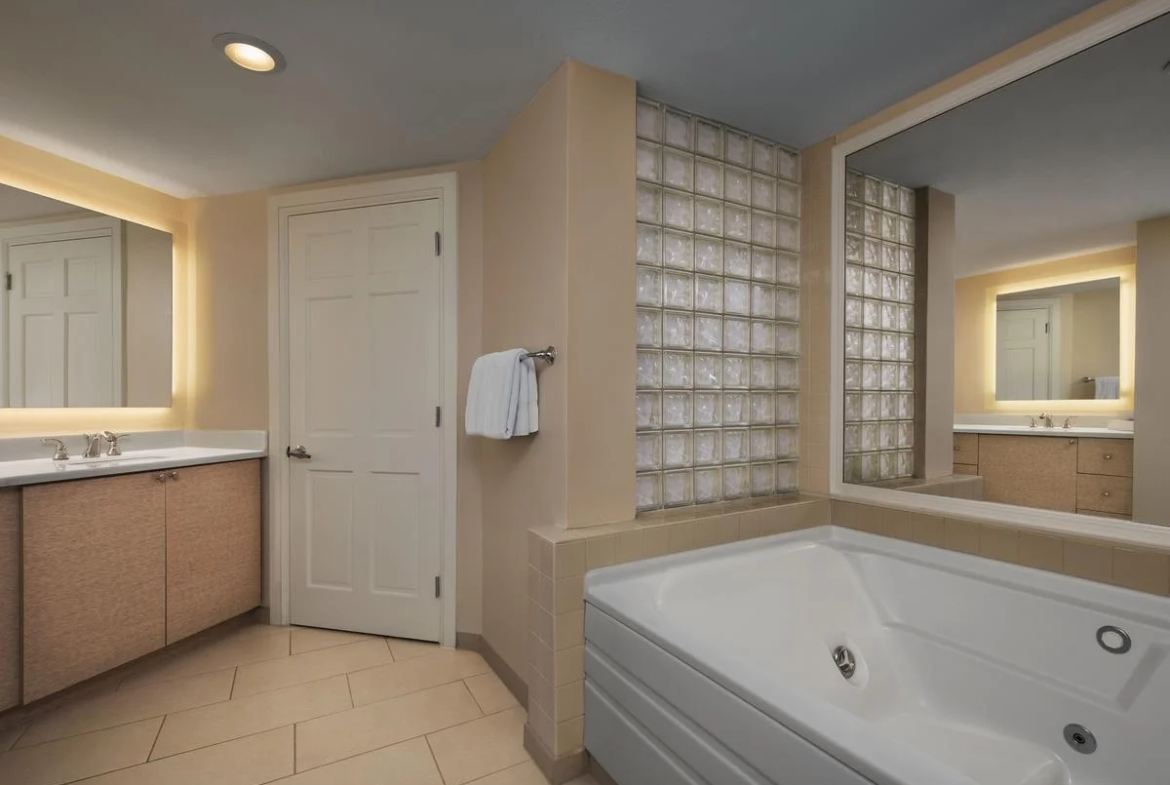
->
54, 455, 165, 471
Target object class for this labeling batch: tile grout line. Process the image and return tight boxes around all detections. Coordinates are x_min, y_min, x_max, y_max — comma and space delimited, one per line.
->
424, 734, 447, 785
146, 715, 166, 762
229, 666, 239, 700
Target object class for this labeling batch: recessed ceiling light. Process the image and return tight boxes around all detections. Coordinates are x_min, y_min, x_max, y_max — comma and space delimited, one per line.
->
213, 33, 285, 73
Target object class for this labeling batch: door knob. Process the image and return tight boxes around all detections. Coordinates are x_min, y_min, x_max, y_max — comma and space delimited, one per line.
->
287, 445, 312, 460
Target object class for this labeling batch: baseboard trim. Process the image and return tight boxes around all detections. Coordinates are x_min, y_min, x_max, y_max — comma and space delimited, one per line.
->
455, 632, 527, 708
524, 722, 586, 784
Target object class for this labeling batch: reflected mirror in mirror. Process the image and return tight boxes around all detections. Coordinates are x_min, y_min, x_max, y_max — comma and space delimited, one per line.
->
996, 278, 1120, 401
0, 183, 172, 407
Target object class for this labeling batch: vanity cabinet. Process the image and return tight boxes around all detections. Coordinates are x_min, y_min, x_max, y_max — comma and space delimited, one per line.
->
0, 489, 20, 712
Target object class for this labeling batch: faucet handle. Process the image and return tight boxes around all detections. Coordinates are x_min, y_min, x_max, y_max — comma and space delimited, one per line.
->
1063, 417, 1073, 429
41, 438, 69, 461
1029, 416, 1037, 428
103, 431, 128, 457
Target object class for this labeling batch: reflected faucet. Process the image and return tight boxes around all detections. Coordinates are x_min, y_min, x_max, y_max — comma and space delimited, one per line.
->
81, 433, 104, 459
1039, 413, 1054, 429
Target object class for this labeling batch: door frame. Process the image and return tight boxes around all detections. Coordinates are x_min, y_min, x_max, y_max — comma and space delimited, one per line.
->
267, 173, 459, 646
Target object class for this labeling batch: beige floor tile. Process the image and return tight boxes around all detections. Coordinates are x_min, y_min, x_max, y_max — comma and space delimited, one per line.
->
272, 736, 441, 784
0, 718, 161, 785
151, 674, 351, 760
347, 649, 489, 707
466, 760, 548, 785
290, 626, 382, 655
75, 726, 293, 785
426, 707, 528, 785
232, 639, 393, 698
464, 672, 520, 715
119, 627, 290, 691
295, 681, 481, 772
0, 724, 27, 752
19, 669, 234, 747
386, 637, 441, 661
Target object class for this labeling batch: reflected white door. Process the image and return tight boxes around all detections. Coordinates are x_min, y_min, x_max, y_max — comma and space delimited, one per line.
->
288, 199, 444, 640
996, 307, 1050, 400
6, 236, 119, 407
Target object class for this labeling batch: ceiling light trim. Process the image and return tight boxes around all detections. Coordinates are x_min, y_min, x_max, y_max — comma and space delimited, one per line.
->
212, 32, 286, 74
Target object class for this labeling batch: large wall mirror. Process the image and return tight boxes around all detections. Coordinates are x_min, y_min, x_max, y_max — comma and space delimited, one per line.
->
0, 183, 173, 407
840, 11, 1166, 526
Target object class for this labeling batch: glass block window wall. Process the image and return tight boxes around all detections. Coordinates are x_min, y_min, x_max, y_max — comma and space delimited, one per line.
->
842, 170, 916, 483
635, 99, 801, 511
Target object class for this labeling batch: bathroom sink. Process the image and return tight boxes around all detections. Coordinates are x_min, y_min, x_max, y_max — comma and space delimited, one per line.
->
53, 455, 165, 471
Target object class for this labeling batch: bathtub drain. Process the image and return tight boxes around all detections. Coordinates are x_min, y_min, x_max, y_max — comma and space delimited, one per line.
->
1063, 723, 1097, 754
832, 645, 856, 679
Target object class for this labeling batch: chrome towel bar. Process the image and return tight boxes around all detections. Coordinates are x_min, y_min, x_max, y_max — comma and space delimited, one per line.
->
525, 346, 557, 365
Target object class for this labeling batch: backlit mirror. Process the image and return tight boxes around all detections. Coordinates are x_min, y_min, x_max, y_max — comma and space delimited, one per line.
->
0, 183, 173, 407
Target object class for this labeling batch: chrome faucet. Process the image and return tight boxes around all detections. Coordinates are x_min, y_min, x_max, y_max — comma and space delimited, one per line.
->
1062, 417, 1074, 430
41, 438, 69, 461
103, 431, 128, 456
1039, 413, 1054, 429
81, 433, 105, 459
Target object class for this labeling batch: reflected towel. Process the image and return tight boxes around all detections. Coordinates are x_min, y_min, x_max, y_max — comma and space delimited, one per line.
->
1095, 376, 1120, 399
465, 349, 531, 439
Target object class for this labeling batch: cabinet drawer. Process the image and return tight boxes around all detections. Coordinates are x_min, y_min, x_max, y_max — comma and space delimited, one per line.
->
1076, 474, 1132, 515
953, 433, 978, 466
953, 463, 979, 476
1077, 439, 1133, 478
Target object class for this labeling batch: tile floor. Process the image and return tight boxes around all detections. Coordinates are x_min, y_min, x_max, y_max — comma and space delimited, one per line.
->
0, 623, 598, 785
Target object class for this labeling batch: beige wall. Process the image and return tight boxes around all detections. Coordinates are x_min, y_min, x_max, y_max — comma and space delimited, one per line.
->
954, 246, 1134, 413
917, 188, 956, 478
123, 222, 174, 407
1133, 216, 1170, 524
1069, 288, 1120, 397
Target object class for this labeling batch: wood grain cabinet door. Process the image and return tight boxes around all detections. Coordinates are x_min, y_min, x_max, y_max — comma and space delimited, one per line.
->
165, 460, 261, 645
0, 488, 19, 712
22, 473, 166, 702
977, 435, 1078, 512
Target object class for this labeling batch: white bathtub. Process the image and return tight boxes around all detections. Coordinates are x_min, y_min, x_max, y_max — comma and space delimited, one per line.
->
583, 526, 1170, 785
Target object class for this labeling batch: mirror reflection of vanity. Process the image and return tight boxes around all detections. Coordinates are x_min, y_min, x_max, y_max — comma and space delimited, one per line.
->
0, 183, 173, 407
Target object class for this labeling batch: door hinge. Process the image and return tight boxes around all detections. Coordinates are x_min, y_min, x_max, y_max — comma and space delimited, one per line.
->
4, 273, 10, 291
434, 576, 442, 598
1045, 322, 1049, 334
435, 231, 441, 256
435, 406, 441, 428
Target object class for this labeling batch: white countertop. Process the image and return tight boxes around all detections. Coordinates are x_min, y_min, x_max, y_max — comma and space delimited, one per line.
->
953, 424, 1133, 440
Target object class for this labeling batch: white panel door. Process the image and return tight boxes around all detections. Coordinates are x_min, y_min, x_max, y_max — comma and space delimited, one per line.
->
288, 199, 444, 641
996, 307, 1050, 400
7, 236, 118, 407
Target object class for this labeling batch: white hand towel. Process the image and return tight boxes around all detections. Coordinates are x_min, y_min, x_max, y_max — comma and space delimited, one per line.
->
464, 349, 538, 439
465, 355, 490, 436
1095, 376, 1120, 399
514, 356, 539, 436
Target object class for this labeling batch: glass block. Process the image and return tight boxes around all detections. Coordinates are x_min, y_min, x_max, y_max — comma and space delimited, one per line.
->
725, 242, 751, 278
662, 351, 693, 388
881, 271, 897, 301
898, 451, 913, 478
899, 245, 915, 274
694, 430, 721, 465
724, 130, 750, 167
776, 461, 798, 493
844, 392, 861, 422
694, 392, 721, 427
723, 355, 748, 388
899, 363, 914, 391
860, 423, 878, 452
663, 271, 694, 309
636, 308, 661, 347
636, 433, 661, 471
662, 149, 694, 191
775, 287, 799, 322
776, 358, 799, 389
881, 242, 898, 271
636, 141, 661, 183
776, 392, 798, 424
750, 356, 775, 388
636, 350, 661, 388
898, 393, 913, 420
882, 181, 898, 211
664, 109, 692, 150
751, 463, 776, 496
751, 212, 776, 248
898, 216, 914, 245
845, 297, 862, 328
722, 392, 748, 425
694, 315, 723, 350
898, 334, 913, 362
844, 361, 861, 390
663, 229, 692, 271
636, 183, 661, 224
663, 431, 692, 468
777, 217, 799, 251
724, 318, 750, 352
898, 275, 914, 303
844, 424, 861, 454
695, 237, 723, 273
864, 176, 882, 206
898, 421, 914, 449
882, 211, 898, 241
694, 353, 721, 388
695, 120, 722, 158
695, 197, 723, 236
863, 268, 880, 298
776, 427, 798, 459
635, 391, 661, 430
723, 465, 749, 500
879, 362, 896, 391
777, 180, 800, 217
750, 427, 775, 462
862, 392, 879, 421
751, 283, 775, 319
777, 149, 799, 182
752, 139, 776, 175
880, 451, 896, 480
695, 467, 721, 503
662, 311, 693, 348
636, 223, 662, 264
725, 280, 750, 315
862, 330, 879, 360
663, 469, 694, 507
880, 392, 895, 420
636, 472, 662, 510
636, 266, 662, 307
900, 186, 916, 217
846, 170, 865, 201
861, 453, 879, 482
898, 303, 914, 333
844, 265, 863, 297
871, 301, 889, 330
662, 189, 694, 231
695, 158, 723, 198
776, 253, 799, 286
751, 248, 776, 282
724, 166, 751, 205
750, 392, 775, 425
846, 202, 864, 233
695, 275, 723, 313
879, 422, 896, 451
864, 206, 881, 237
862, 361, 880, 390
845, 234, 863, 264
663, 391, 693, 428
752, 176, 776, 211
724, 205, 750, 242
881, 332, 897, 361
775, 323, 798, 356
636, 99, 663, 142
863, 237, 881, 268
845, 329, 861, 359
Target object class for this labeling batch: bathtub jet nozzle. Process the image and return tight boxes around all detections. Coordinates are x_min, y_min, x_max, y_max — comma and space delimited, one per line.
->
832, 645, 857, 679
